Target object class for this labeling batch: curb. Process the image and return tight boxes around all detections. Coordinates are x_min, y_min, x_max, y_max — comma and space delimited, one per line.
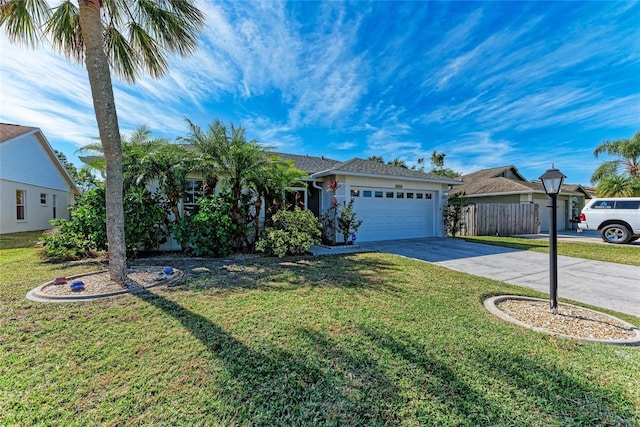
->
484, 295, 640, 346
26, 267, 184, 303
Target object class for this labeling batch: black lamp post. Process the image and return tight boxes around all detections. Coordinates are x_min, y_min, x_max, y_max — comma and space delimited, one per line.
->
539, 165, 566, 314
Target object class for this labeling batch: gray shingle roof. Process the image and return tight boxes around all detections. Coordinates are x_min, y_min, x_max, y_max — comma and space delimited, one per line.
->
309, 157, 462, 184
0, 123, 38, 143
452, 165, 585, 196
273, 153, 342, 174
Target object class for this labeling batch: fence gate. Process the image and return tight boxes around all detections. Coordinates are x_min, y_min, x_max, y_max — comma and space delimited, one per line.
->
460, 203, 539, 236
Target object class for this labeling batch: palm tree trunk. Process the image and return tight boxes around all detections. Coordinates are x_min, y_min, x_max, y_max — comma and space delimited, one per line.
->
79, 0, 127, 287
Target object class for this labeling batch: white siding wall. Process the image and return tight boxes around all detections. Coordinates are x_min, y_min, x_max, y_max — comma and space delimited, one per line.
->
0, 131, 76, 234
0, 180, 73, 233
0, 133, 70, 191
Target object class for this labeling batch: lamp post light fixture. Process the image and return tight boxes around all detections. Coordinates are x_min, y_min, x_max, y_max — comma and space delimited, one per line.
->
539, 165, 566, 314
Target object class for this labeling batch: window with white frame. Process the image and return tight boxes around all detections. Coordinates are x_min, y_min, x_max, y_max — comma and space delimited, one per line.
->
40, 193, 48, 205
16, 190, 26, 220
184, 179, 203, 211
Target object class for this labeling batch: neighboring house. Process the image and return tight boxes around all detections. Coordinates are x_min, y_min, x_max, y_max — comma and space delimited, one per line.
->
0, 123, 80, 234
278, 154, 462, 242
450, 165, 591, 232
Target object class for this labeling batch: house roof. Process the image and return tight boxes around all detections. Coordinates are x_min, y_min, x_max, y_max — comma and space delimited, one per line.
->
274, 153, 343, 174
272, 154, 461, 185
0, 123, 80, 195
452, 165, 587, 197
310, 157, 462, 184
0, 123, 38, 143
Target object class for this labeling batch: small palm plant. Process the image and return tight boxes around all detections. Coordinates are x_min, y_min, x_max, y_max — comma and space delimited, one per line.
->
337, 200, 363, 244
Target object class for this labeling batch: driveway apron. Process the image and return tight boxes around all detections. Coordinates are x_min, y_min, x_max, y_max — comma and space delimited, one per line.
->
358, 238, 640, 318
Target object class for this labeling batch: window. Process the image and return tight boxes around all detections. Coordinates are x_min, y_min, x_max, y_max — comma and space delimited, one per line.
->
363, 190, 372, 198
386, 191, 394, 198
40, 193, 47, 205
407, 192, 414, 199
396, 192, 404, 199
615, 200, 640, 209
351, 189, 360, 197
374, 191, 383, 198
594, 201, 613, 209
184, 179, 203, 210
425, 193, 433, 200
416, 193, 424, 199
16, 190, 26, 220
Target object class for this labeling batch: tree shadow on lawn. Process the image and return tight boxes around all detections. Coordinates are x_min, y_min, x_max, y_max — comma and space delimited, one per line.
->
141, 254, 405, 295
360, 326, 637, 425
133, 289, 405, 425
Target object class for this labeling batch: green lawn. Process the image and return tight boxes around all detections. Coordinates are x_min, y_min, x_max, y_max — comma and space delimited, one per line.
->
1, 231, 639, 426
461, 235, 640, 266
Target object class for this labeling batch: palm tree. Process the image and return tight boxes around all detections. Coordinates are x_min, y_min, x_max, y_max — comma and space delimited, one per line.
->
430, 150, 446, 171
183, 119, 307, 249
78, 125, 190, 221
591, 131, 640, 196
596, 175, 640, 198
1, 0, 204, 286
388, 158, 408, 169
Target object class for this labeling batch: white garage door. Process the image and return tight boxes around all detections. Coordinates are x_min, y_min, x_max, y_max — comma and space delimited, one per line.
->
352, 189, 436, 242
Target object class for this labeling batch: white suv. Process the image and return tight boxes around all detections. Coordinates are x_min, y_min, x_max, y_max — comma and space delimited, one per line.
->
578, 197, 640, 244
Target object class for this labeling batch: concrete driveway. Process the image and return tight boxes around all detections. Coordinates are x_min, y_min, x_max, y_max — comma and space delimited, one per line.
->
356, 238, 640, 318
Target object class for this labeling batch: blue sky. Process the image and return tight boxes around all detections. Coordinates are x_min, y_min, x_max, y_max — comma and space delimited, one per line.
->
1, 1, 639, 185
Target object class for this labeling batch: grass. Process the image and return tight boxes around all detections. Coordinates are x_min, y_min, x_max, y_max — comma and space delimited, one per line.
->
1, 231, 639, 426
461, 235, 640, 266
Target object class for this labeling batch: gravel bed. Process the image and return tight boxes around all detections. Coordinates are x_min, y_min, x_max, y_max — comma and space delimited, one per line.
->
497, 299, 637, 340
40, 266, 176, 297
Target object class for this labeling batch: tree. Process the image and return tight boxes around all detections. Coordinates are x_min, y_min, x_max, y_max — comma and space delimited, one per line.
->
429, 150, 461, 179
443, 192, 469, 237
183, 119, 306, 250
1, 0, 204, 286
367, 155, 384, 163
388, 158, 408, 169
591, 131, 640, 197
78, 126, 192, 222
430, 150, 446, 170
55, 150, 100, 192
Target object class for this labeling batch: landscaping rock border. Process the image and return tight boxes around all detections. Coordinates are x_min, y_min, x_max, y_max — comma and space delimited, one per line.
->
26, 266, 183, 303
484, 295, 640, 346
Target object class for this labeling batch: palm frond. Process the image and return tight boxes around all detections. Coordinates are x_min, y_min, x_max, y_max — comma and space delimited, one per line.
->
128, 21, 167, 78
45, 0, 82, 63
76, 142, 105, 155
0, 0, 51, 47
104, 24, 139, 82
590, 161, 619, 185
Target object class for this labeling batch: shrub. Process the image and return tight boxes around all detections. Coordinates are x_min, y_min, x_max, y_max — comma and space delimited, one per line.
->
256, 208, 322, 257
337, 200, 363, 244
444, 192, 469, 237
41, 186, 169, 260
173, 195, 236, 257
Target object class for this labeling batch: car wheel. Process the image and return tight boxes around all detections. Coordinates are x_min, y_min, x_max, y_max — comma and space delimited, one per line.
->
600, 224, 632, 244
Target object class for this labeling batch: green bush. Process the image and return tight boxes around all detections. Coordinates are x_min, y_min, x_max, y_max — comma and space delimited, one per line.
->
444, 192, 469, 237
41, 186, 169, 260
337, 200, 363, 244
256, 208, 322, 257
173, 196, 236, 257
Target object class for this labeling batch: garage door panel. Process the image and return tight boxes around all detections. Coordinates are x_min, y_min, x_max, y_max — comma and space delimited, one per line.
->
353, 192, 435, 242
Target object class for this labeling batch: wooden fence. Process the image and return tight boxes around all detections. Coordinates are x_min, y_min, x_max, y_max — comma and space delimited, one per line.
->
460, 203, 539, 236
